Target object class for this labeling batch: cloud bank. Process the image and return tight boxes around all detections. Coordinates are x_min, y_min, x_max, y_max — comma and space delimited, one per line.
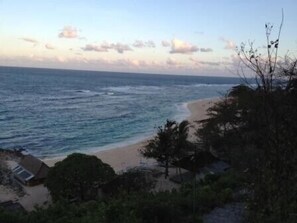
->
20, 37, 39, 44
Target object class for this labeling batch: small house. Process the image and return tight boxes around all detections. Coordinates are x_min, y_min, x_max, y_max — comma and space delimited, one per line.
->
13, 154, 49, 186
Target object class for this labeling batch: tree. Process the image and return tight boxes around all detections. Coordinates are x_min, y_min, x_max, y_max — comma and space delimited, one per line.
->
196, 17, 297, 222
141, 120, 177, 179
45, 153, 116, 201
140, 120, 192, 179
174, 120, 192, 179
101, 168, 156, 197
175, 120, 191, 160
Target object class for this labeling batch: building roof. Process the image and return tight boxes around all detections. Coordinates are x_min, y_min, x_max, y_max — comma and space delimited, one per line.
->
18, 154, 49, 180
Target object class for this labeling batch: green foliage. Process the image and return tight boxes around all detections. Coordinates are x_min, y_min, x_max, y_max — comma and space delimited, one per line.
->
140, 120, 192, 178
0, 171, 244, 223
0, 208, 24, 223
104, 192, 190, 223
198, 82, 297, 221
180, 171, 241, 215
0, 202, 104, 223
45, 153, 116, 201
102, 168, 156, 196
196, 22, 297, 222
30, 201, 106, 223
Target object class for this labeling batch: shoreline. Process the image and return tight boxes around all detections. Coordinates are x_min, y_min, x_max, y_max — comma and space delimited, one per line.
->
43, 97, 220, 171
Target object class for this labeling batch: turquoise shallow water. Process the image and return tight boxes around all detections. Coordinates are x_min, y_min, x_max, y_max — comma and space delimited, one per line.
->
0, 67, 241, 158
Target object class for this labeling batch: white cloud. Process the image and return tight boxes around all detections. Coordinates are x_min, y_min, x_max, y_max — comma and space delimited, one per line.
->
166, 57, 180, 66
56, 56, 67, 62
133, 40, 155, 48
82, 42, 132, 54
220, 37, 236, 50
59, 26, 79, 38
111, 43, 132, 54
190, 57, 220, 66
101, 42, 113, 50
82, 44, 108, 52
45, 43, 55, 50
146, 40, 155, 48
161, 40, 170, 47
133, 40, 145, 48
200, 48, 213, 52
20, 37, 39, 44
200, 61, 220, 66
170, 39, 198, 54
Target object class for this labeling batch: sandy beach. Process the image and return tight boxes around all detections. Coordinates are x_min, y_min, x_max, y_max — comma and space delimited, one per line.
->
0, 97, 220, 211
43, 97, 219, 171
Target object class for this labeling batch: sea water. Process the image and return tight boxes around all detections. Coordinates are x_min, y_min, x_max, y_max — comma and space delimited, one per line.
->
0, 67, 241, 158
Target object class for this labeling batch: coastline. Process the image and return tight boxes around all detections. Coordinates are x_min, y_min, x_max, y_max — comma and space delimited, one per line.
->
43, 97, 220, 171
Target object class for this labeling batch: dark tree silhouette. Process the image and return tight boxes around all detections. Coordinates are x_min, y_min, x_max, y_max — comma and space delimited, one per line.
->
140, 120, 192, 179
197, 13, 297, 222
140, 120, 177, 179
45, 153, 116, 201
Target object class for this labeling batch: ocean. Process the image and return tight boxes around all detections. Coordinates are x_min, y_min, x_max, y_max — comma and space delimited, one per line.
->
0, 67, 241, 158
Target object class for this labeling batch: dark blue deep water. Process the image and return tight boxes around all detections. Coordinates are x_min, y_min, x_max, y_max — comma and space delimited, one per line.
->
0, 67, 241, 158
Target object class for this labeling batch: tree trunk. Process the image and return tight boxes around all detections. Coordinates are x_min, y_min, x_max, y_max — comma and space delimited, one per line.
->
165, 160, 169, 179
179, 167, 183, 182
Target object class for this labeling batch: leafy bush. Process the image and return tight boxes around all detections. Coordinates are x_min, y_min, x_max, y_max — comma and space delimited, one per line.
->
45, 153, 116, 201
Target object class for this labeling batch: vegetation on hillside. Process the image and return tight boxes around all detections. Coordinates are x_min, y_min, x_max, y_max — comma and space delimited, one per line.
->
197, 20, 297, 222
0, 170, 242, 223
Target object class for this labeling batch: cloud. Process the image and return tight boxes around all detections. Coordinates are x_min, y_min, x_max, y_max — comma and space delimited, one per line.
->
101, 42, 113, 50
133, 40, 145, 48
133, 40, 155, 48
146, 40, 155, 48
200, 48, 213, 52
59, 26, 79, 38
82, 42, 132, 54
220, 37, 236, 50
166, 57, 180, 66
170, 39, 198, 54
199, 61, 220, 66
45, 43, 55, 50
56, 56, 67, 62
82, 44, 108, 52
111, 43, 132, 53
161, 40, 170, 47
190, 57, 220, 66
20, 37, 39, 44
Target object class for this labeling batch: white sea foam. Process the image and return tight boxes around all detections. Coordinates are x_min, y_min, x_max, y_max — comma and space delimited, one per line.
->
103, 85, 162, 94
173, 102, 191, 122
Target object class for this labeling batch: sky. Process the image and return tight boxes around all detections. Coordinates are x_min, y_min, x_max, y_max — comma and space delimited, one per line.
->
0, 0, 296, 76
